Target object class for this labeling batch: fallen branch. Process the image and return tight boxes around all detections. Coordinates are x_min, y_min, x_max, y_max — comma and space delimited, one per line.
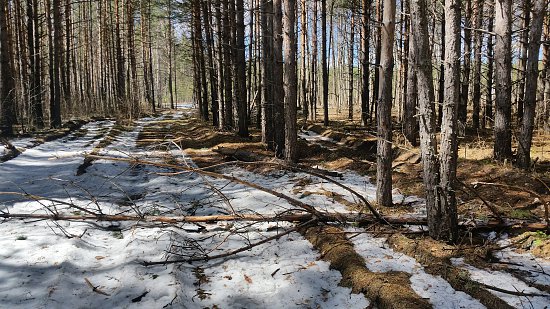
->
86, 154, 325, 218
2, 212, 547, 232
0, 191, 99, 216
0, 212, 421, 225
142, 219, 318, 266
458, 180, 505, 223
202, 160, 384, 221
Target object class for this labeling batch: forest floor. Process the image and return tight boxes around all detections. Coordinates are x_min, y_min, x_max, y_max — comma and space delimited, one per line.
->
0, 106, 549, 308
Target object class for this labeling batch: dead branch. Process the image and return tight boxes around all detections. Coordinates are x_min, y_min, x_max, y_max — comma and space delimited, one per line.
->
142, 219, 319, 266
0, 191, 99, 216
0, 212, 422, 225
2, 212, 547, 233
458, 180, 505, 223
85, 154, 325, 218
202, 160, 384, 221
479, 282, 548, 297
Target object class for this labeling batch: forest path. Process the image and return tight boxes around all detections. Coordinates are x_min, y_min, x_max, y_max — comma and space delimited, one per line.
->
0, 109, 548, 308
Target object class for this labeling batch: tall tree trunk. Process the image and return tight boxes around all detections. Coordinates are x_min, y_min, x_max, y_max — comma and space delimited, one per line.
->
438, 0, 461, 242
517, 0, 546, 169
372, 0, 382, 122
114, 0, 125, 112
284, 0, 297, 163
484, 12, 494, 129
222, 0, 233, 129
437, 2, 445, 127
236, 0, 248, 136
459, 0, 471, 129
471, 0, 484, 129
168, 0, 175, 110
273, 0, 285, 155
51, 0, 62, 127
0, 1, 16, 135
348, 10, 355, 121
311, 0, 318, 121
321, 0, 329, 126
516, 0, 531, 123
27, 0, 44, 128
261, 0, 274, 147
203, 0, 219, 127
361, 0, 371, 125
376, 0, 396, 207
127, 1, 139, 118
300, 0, 308, 120
410, 0, 440, 241
403, 0, 418, 146
493, 0, 513, 161
215, 0, 225, 129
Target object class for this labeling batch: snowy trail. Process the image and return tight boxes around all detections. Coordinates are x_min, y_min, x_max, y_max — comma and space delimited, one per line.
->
1, 111, 549, 308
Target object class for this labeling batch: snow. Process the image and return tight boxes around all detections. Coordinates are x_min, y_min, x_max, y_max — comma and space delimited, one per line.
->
349, 230, 486, 309
1, 110, 548, 308
451, 258, 550, 308
0, 114, 369, 308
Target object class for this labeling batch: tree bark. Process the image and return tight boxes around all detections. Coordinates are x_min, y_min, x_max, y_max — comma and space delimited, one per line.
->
273, 0, 285, 156
516, 0, 531, 124
348, 10, 355, 121
471, 0, 484, 129
321, 0, 329, 126
517, 0, 546, 169
0, 1, 16, 135
261, 0, 274, 147
361, 0, 371, 126
410, 0, 440, 242
438, 0, 461, 242
493, 0, 513, 161
283, 0, 297, 163
403, 0, 418, 146
376, 0, 396, 207
484, 12, 494, 129
236, 0, 248, 137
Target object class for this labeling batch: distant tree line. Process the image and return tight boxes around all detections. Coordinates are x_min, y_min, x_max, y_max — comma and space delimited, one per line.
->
0, 0, 192, 135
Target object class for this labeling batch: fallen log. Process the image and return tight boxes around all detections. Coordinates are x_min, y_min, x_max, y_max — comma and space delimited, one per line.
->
0, 212, 416, 224
1, 212, 547, 232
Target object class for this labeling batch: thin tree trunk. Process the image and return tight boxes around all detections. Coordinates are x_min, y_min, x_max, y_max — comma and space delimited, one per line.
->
301, 0, 309, 120
311, 0, 318, 121
493, 0, 513, 161
376, 0, 396, 207
284, 0, 297, 163
516, 0, 531, 123
484, 12, 494, 129
438, 0, 461, 242
361, 0, 371, 125
517, 0, 546, 169
459, 0, 471, 129
203, 0, 219, 127
261, 0, 274, 147
273, 0, 285, 155
348, 10, 355, 121
410, 0, 439, 241
322, 0, 329, 126
0, 1, 16, 135
471, 0, 484, 129
236, 0, 248, 136
404, 0, 418, 146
